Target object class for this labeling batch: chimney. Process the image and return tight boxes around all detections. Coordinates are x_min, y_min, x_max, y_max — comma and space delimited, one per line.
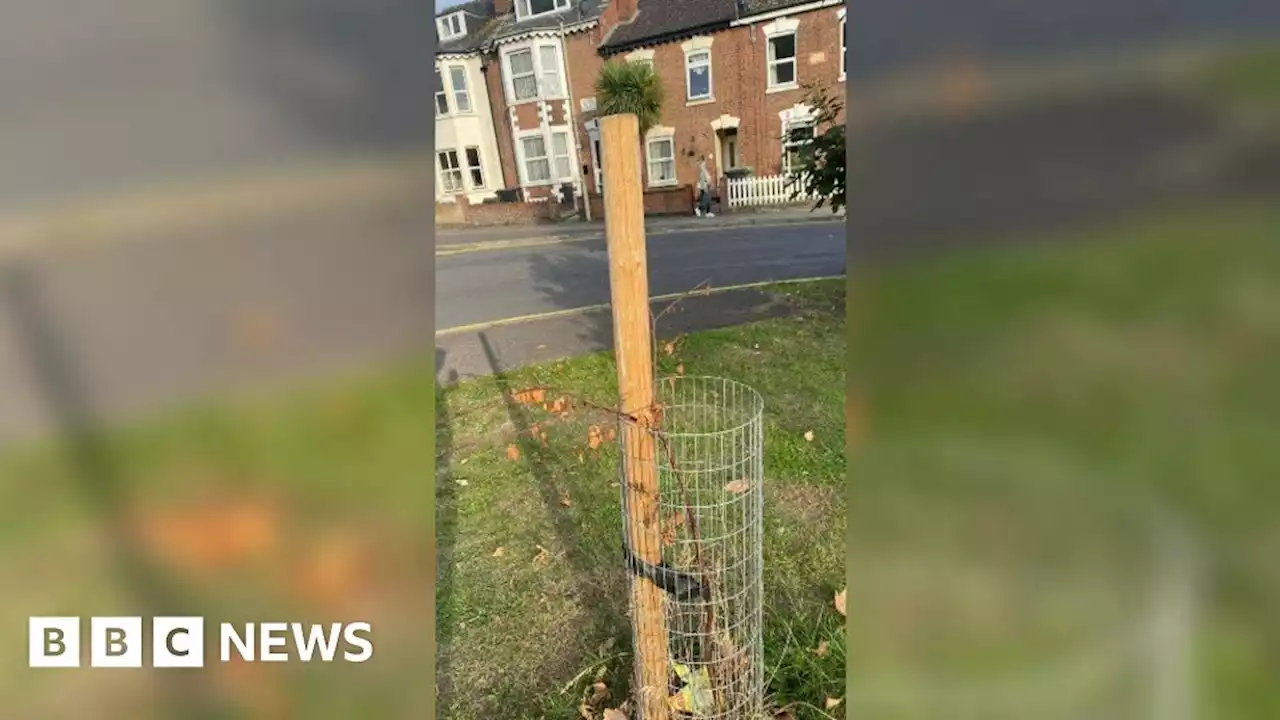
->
493, 0, 513, 15
614, 0, 639, 23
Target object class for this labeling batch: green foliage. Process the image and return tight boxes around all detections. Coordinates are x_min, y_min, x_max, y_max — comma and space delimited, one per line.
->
787, 84, 846, 214
595, 60, 665, 135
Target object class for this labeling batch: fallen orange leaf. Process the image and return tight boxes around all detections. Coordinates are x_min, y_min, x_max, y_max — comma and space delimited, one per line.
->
587, 425, 603, 450
514, 388, 546, 405
675, 363, 685, 375
834, 588, 847, 617
825, 696, 843, 710
724, 479, 750, 494
506, 444, 520, 461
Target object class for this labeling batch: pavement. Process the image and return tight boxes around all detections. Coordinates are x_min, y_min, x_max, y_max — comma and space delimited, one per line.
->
434, 206, 844, 251
435, 283, 830, 385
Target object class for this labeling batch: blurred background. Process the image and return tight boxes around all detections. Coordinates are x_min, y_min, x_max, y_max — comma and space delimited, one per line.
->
847, 1, 1280, 719
0, 0, 435, 717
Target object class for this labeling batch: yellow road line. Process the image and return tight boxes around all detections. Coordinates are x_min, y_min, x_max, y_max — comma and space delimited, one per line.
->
435, 235, 592, 256
434, 274, 845, 337
435, 216, 845, 257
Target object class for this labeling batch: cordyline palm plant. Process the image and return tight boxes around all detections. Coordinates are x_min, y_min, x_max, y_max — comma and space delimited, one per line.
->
595, 60, 665, 135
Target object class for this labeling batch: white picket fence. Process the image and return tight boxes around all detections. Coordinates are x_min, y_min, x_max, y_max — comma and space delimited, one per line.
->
726, 173, 809, 208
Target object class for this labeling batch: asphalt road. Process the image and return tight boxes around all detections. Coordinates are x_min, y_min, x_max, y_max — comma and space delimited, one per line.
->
435, 223, 846, 332
0, 213, 842, 442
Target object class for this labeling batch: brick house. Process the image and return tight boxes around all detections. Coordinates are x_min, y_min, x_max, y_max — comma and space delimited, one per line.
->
483, 0, 632, 204
435, 1, 509, 204
598, 0, 847, 191
441, 0, 845, 215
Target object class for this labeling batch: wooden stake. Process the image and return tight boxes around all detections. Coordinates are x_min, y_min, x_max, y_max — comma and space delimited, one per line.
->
601, 113, 669, 720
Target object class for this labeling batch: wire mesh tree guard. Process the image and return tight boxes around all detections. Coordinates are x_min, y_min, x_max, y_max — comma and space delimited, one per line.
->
618, 376, 765, 719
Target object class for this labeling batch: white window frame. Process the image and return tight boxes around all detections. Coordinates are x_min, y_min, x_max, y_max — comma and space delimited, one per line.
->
503, 42, 566, 104
434, 69, 449, 116
506, 48, 538, 102
539, 45, 565, 99
438, 149, 464, 194
448, 65, 472, 114
685, 49, 713, 102
518, 133, 553, 185
516, 0, 570, 22
438, 13, 465, 41
645, 132, 677, 188
782, 118, 815, 175
764, 18, 800, 93
551, 131, 574, 182
464, 146, 486, 190
838, 8, 847, 82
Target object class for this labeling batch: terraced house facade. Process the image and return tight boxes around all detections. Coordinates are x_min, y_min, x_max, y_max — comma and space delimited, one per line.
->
434, 1, 507, 203
434, 0, 846, 211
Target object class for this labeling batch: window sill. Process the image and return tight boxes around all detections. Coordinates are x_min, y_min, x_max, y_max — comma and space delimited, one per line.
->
766, 83, 800, 95
509, 96, 568, 106
647, 181, 679, 189
520, 179, 574, 188
686, 96, 716, 107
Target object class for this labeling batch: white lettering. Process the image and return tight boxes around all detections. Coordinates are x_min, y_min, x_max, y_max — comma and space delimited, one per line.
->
219, 623, 255, 662
290, 623, 342, 662
342, 622, 373, 662
259, 622, 289, 661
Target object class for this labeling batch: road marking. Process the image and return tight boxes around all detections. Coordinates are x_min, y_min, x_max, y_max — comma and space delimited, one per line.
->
435, 216, 845, 257
435, 235, 594, 256
434, 274, 846, 337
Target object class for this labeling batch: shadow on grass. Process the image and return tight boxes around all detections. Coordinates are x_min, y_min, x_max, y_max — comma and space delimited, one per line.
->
0, 260, 234, 718
477, 332, 632, 699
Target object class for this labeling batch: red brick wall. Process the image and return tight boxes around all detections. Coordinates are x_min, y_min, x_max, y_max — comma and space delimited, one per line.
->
435, 200, 466, 225
606, 6, 846, 186
484, 57, 518, 191
437, 195, 564, 226
587, 184, 694, 220
475, 4, 844, 204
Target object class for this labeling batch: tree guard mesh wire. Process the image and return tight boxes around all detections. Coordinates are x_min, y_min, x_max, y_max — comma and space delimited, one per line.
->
619, 376, 765, 718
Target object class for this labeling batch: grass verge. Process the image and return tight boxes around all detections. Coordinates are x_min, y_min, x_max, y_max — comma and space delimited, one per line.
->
435, 279, 848, 718
850, 198, 1280, 719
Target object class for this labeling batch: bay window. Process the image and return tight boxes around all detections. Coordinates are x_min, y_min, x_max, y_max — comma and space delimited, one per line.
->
521, 136, 551, 183
465, 147, 485, 189
438, 150, 464, 193
449, 66, 471, 113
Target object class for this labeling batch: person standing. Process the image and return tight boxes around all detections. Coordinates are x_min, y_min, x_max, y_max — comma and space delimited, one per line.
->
696, 156, 715, 218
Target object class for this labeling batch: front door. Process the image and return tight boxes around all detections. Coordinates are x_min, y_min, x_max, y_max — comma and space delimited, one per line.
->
590, 137, 603, 192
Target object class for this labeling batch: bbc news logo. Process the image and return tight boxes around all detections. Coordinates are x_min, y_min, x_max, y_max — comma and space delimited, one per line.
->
29, 617, 373, 668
